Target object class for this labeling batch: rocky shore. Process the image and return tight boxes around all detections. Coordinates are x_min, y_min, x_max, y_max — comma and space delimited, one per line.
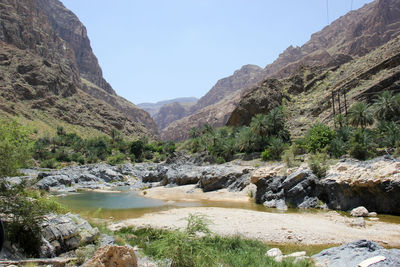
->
252, 156, 400, 215
26, 153, 400, 215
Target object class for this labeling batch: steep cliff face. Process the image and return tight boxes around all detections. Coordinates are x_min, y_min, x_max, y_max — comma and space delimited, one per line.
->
160, 0, 400, 141
34, 0, 114, 94
0, 0, 157, 137
192, 64, 264, 112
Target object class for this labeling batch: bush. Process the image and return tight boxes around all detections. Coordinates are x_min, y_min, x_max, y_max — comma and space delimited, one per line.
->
329, 137, 348, 158
40, 158, 59, 169
308, 153, 328, 178
282, 146, 300, 168
71, 152, 85, 164
349, 129, 376, 160
261, 149, 271, 161
0, 120, 33, 177
267, 137, 286, 160
130, 140, 145, 159
0, 185, 44, 257
305, 123, 335, 153
106, 153, 126, 166
163, 141, 176, 154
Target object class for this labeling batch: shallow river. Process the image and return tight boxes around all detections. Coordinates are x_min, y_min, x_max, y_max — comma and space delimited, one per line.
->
57, 189, 400, 254
57, 189, 400, 224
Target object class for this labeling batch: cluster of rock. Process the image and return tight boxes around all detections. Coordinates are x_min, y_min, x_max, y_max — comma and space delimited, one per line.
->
251, 157, 400, 214
312, 240, 400, 267
40, 213, 101, 258
33, 153, 254, 193
35, 164, 131, 192
264, 240, 400, 266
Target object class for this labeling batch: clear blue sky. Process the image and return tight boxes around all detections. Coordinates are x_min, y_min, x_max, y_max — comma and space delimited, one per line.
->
63, 0, 373, 104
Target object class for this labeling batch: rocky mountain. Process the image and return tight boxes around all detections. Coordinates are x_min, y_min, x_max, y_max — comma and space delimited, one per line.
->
153, 64, 264, 132
160, 65, 266, 140
229, 34, 400, 137
138, 97, 198, 117
0, 0, 157, 137
160, 0, 400, 141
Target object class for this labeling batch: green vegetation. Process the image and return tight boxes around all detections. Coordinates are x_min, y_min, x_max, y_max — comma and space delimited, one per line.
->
308, 153, 329, 179
31, 127, 175, 167
0, 119, 33, 177
186, 91, 400, 164
0, 183, 69, 257
113, 214, 312, 267
187, 106, 291, 162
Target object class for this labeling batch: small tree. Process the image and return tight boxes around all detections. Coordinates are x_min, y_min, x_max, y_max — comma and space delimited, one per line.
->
305, 123, 335, 153
0, 119, 33, 177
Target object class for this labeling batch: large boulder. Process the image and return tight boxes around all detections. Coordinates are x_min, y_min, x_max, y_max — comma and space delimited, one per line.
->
83, 245, 138, 267
350, 206, 369, 217
40, 213, 99, 258
312, 240, 400, 267
199, 165, 252, 192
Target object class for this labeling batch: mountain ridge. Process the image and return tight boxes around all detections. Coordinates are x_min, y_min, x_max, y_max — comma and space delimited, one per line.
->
0, 0, 158, 137
160, 0, 400, 141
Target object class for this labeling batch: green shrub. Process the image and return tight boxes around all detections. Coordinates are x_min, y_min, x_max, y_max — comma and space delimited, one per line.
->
130, 140, 145, 159
0, 185, 43, 257
267, 137, 286, 160
106, 153, 126, 166
305, 123, 335, 153
329, 137, 348, 158
292, 139, 307, 155
377, 121, 400, 148
214, 157, 226, 164
163, 141, 176, 154
308, 153, 328, 178
71, 152, 85, 164
55, 148, 71, 162
282, 146, 300, 168
349, 129, 376, 160
261, 149, 271, 161
0, 119, 33, 177
40, 158, 59, 169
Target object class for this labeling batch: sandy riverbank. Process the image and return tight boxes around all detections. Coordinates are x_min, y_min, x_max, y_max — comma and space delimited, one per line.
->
109, 185, 400, 247
141, 184, 253, 203
111, 206, 400, 247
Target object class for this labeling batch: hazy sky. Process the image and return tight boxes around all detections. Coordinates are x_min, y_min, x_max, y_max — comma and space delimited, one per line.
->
63, 0, 374, 104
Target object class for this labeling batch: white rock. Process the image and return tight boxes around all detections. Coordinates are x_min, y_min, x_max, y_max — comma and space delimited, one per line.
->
266, 248, 283, 257
287, 251, 307, 257
358, 255, 386, 267
368, 212, 377, 217
351, 206, 369, 217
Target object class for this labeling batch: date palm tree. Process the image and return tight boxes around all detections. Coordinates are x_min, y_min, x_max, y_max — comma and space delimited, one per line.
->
348, 102, 374, 129
373, 91, 398, 121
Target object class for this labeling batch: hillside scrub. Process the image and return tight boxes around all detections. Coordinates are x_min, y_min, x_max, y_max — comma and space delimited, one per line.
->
32, 127, 176, 167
